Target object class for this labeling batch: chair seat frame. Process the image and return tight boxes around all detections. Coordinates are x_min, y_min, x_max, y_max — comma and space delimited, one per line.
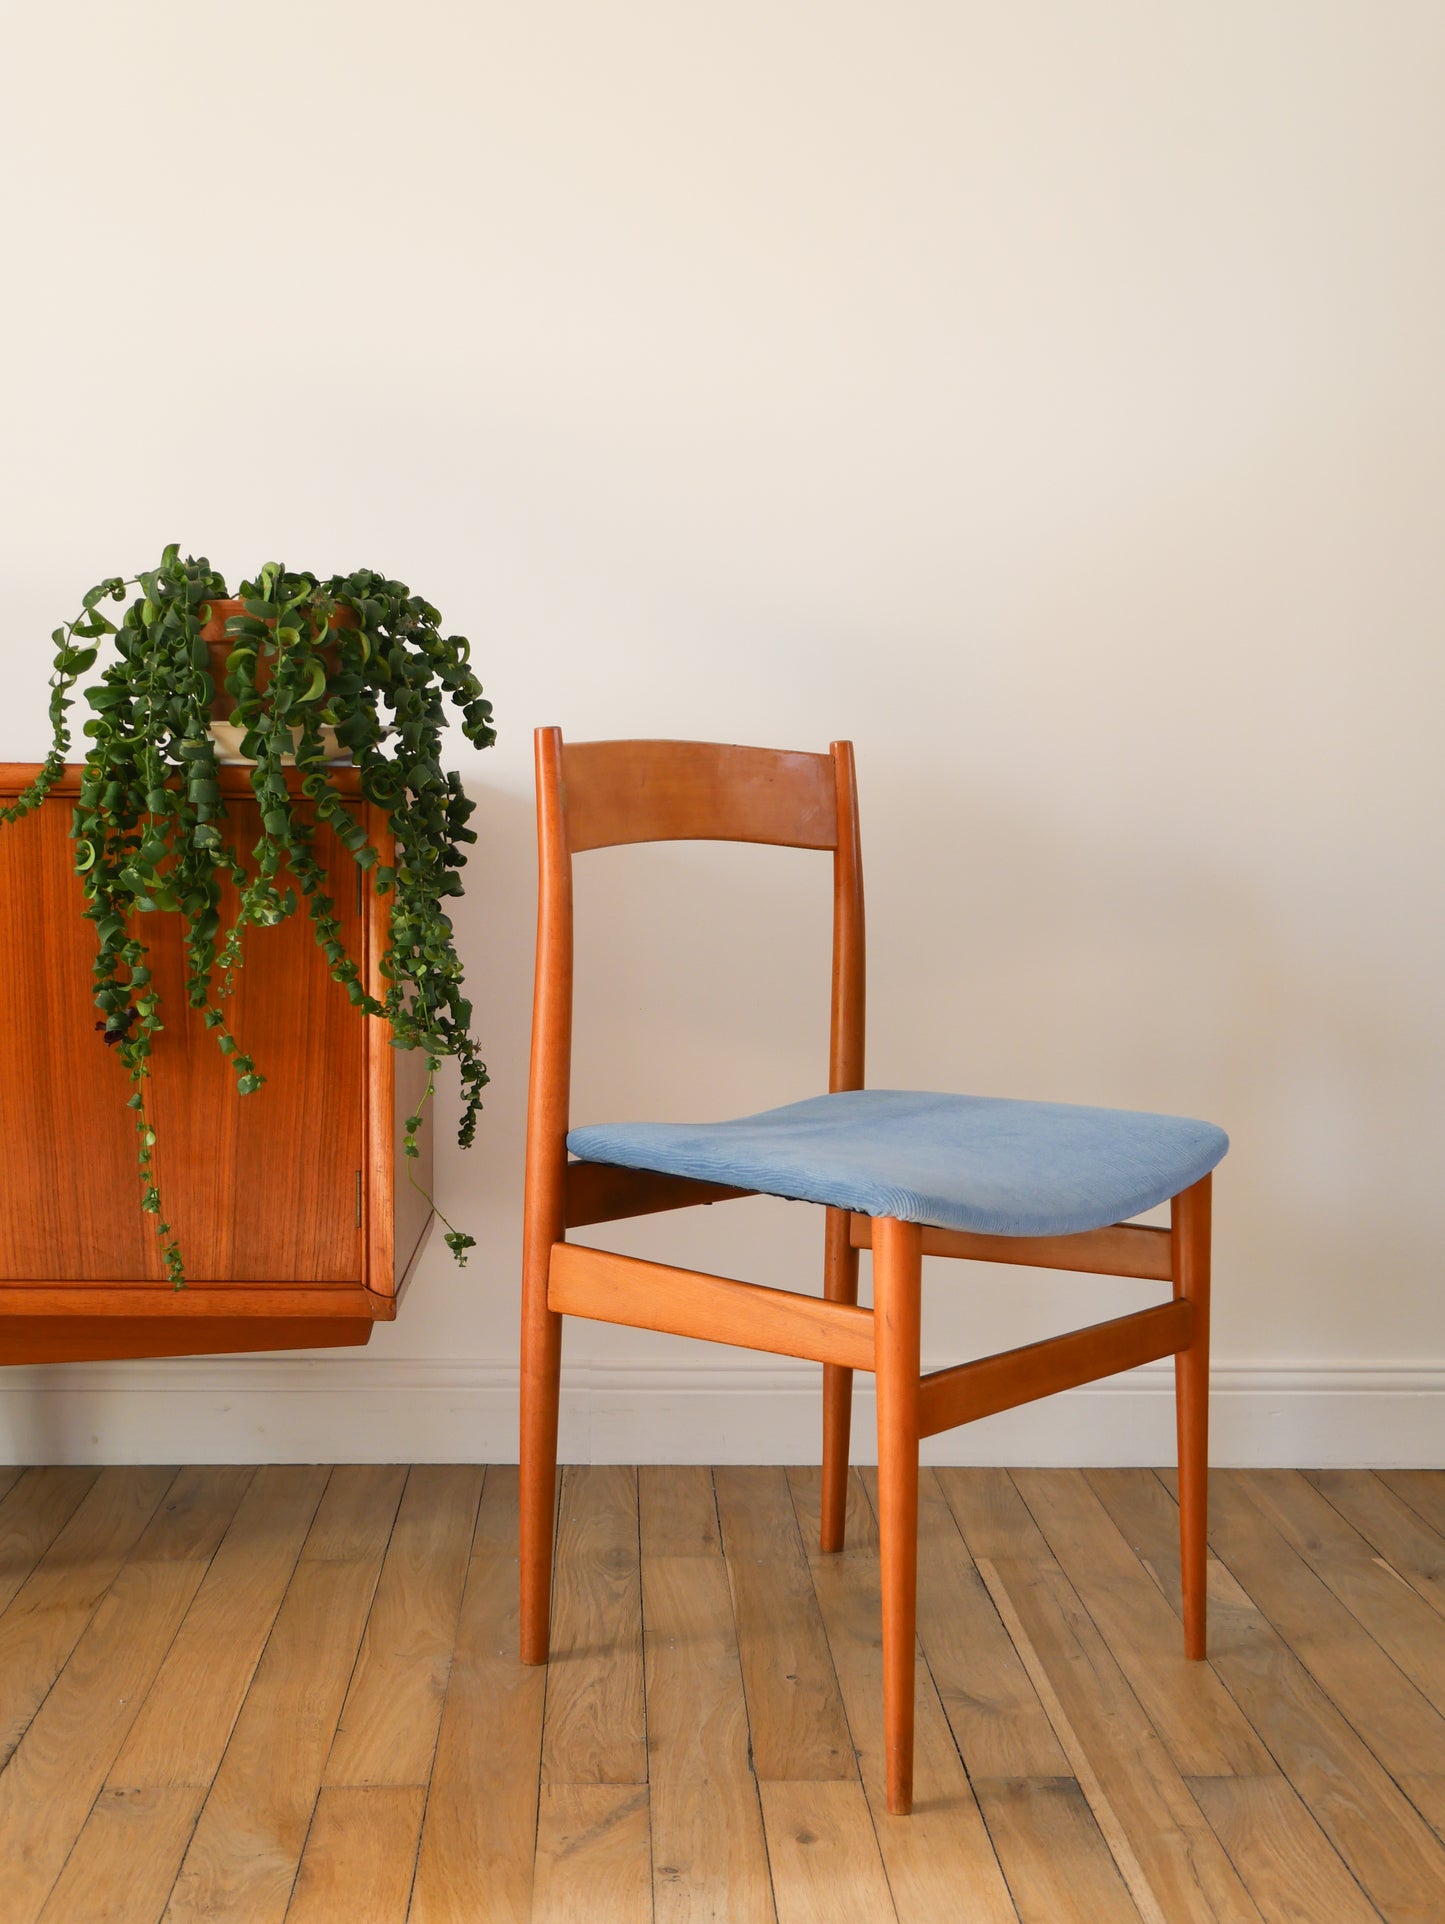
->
520, 730, 1211, 1816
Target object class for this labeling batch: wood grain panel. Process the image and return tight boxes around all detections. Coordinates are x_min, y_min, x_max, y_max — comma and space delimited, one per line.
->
934, 1467, 1055, 1562
561, 738, 837, 852
0, 781, 365, 1285
1379, 1471, 1445, 1543
850, 1215, 1173, 1279
788, 1464, 878, 1558
1246, 1468, 1445, 1698
471, 1463, 522, 1559
548, 1242, 875, 1371
0, 1315, 374, 1363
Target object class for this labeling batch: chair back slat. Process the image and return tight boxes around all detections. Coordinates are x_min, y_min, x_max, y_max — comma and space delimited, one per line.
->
561, 738, 838, 852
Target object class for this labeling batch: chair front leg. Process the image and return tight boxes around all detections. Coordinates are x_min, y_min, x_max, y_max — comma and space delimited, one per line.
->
821, 1205, 861, 1553
872, 1215, 923, 1816
519, 1233, 563, 1666
1172, 1174, 1212, 1661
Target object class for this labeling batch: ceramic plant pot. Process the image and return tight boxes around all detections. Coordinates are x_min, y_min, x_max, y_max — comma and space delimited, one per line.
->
199, 598, 358, 764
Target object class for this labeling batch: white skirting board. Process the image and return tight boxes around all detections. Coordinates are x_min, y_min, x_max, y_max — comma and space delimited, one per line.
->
0, 1357, 1439, 1467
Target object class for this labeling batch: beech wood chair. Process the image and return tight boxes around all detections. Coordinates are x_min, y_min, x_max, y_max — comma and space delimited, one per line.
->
520, 729, 1225, 1815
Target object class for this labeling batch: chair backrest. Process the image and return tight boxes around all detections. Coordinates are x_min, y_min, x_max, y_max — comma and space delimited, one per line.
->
560, 738, 840, 853
525, 729, 866, 1237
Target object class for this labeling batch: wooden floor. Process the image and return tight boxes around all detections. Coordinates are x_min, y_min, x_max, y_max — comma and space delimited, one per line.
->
0, 1464, 1443, 1922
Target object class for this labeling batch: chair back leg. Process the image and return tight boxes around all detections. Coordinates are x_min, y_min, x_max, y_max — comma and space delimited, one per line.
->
872, 1215, 923, 1815
1172, 1175, 1212, 1661
820, 1205, 861, 1553
520, 1240, 563, 1665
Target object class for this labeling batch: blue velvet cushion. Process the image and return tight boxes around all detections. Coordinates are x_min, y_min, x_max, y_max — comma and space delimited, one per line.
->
567, 1089, 1227, 1237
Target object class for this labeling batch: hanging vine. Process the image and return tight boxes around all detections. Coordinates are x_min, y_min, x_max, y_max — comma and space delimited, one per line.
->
3, 546, 496, 1283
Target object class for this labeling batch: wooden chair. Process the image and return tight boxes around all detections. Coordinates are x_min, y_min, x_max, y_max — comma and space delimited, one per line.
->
520, 729, 1224, 1816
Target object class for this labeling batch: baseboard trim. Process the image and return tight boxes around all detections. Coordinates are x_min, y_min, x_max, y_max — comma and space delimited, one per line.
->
1, 1355, 1440, 1467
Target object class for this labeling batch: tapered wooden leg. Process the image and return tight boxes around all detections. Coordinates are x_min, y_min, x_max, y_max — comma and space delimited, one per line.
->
872, 1215, 922, 1816
520, 1239, 562, 1666
1172, 1174, 1212, 1662
820, 1206, 860, 1553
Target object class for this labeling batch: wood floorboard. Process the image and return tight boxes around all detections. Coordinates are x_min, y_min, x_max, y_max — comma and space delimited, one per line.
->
1377, 1472, 1445, 1545
893, 1468, 1070, 1781
541, 1465, 646, 1787
109, 1464, 331, 1792
324, 1465, 482, 1790
0, 1465, 179, 1766
641, 1554, 773, 1922
639, 1466, 722, 1559
1007, 1469, 1276, 1779
976, 1554, 1262, 1924
532, 1784, 653, 1923
801, 1536, 1017, 1922
972, 1777, 1145, 1923
1242, 1470, 1445, 1722
162, 1520, 394, 1923
1125, 1468, 1445, 1919
1187, 1775, 1383, 1924
1186, 1469, 1445, 1845
410, 1483, 546, 1924
1304, 1471, 1445, 1623
36, 1785, 206, 1924
715, 1466, 855, 1782
0, 1468, 102, 1616
0, 1469, 249, 1924
0, 1463, 1440, 1920
758, 1780, 897, 1924
285, 1785, 427, 1924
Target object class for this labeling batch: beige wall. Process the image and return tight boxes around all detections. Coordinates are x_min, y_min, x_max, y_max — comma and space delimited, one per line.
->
2, 2, 1441, 1462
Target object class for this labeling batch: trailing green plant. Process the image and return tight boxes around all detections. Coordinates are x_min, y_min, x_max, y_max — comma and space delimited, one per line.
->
2, 546, 496, 1284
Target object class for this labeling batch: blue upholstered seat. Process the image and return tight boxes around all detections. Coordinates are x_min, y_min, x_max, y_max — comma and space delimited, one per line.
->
568, 1089, 1228, 1238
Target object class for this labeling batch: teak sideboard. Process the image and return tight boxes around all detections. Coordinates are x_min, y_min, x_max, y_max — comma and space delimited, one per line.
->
0, 764, 432, 1364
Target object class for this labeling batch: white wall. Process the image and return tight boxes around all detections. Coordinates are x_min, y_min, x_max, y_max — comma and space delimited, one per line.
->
1, 2, 1441, 1465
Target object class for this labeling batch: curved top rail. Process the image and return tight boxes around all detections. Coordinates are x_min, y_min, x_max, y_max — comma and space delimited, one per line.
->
559, 737, 838, 852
